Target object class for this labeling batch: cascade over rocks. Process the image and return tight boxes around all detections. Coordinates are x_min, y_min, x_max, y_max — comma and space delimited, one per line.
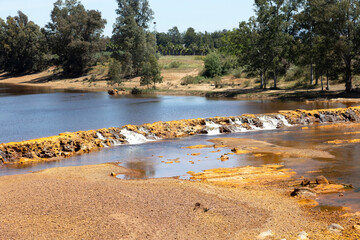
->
1, 106, 360, 164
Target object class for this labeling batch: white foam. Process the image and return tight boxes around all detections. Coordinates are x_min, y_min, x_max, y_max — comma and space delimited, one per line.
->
258, 116, 279, 130
277, 115, 291, 126
205, 120, 222, 135
96, 132, 106, 140
120, 129, 149, 144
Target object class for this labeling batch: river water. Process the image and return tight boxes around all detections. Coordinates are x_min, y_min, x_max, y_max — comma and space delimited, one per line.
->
1, 83, 360, 211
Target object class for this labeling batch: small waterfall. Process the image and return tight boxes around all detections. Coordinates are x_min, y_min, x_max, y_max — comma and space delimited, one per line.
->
120, 129, 150, 144
258, 116, 279, 130
138, 127, 159, 140
247, 119, 261, 130
228, 118, 247, 132
277, 115, 291, 126
204, 120, 222, 135
96, 132, 106, 140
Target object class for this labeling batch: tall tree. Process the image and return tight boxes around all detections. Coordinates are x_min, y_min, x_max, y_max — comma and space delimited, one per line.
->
0, 12, 48, 73
46, 0, 106, 76
112, 0, 157, 78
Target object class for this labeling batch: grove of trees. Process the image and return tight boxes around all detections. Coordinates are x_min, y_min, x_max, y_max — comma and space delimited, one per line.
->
221, 0, 360, 92
1, 0, 360, 93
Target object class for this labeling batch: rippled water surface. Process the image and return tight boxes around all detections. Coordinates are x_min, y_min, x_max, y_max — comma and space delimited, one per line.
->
1, 83, 360, 211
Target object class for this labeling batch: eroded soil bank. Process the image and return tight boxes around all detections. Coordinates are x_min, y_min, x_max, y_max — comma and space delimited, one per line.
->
1, 106, 360, 164
0, 163, 359, 239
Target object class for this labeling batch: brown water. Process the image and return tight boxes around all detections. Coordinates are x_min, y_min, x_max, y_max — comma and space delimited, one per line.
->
1, 83, 360, 211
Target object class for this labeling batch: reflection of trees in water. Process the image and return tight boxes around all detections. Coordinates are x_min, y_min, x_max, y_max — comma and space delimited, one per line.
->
123, 160, 156, 180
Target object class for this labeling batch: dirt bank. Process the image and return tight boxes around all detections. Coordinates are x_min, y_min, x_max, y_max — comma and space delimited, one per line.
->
1, 163, 358, 239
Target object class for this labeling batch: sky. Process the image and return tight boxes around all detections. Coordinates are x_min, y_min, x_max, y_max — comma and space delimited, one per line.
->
0, 0, 255, 36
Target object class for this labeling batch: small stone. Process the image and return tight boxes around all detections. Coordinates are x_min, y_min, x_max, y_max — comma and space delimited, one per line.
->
328, 223, 344, 233
257, 230, 273, 239
297, 231, 309, 240
353, 224, 360, 232
301, 177, 311, 186
110, 172, 117, 177
339, 192, 344, 197
316, 175, 329, 185
220, 155, 229, 161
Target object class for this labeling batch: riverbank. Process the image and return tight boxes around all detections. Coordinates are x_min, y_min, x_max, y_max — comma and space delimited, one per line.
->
0, 163, 358, 239
2, 55, 360, 100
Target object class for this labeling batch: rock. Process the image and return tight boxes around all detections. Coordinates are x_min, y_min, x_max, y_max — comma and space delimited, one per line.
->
353, 224, 360, 232
313, 184, 346, 194
291, 187, 317, 198
108, 89, 118, 95
110, 172, 117, 177
220, 155, 229, 161
257, 230, 273, 239
301, 177, 311, 186
316, 175, 329, 185
328, 223, 344, 233
297, 231, 309, 240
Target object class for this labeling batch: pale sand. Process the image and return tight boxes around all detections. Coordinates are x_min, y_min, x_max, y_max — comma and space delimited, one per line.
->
0, 163, 357, 239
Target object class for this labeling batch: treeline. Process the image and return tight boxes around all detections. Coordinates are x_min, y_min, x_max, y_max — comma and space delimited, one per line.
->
219, 0, 360, 92
156, 27, 227, 56
0, 0, 162, 88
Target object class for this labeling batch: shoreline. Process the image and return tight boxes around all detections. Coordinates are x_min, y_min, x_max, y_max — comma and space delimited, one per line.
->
2, 71, 360, 101
1, 163, 358, 239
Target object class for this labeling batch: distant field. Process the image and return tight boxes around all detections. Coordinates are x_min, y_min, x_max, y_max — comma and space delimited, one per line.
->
159, 56, 204, 73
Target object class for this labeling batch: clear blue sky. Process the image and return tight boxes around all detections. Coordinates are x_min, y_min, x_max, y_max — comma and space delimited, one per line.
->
0, 0, 255, 36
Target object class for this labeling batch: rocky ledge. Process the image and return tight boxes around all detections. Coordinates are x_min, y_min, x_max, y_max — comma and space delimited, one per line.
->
1, 106, 360, 164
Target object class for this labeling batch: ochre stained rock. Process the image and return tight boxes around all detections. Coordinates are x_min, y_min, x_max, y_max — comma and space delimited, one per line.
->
188, 164, 296, 187
1, 106, 360, 164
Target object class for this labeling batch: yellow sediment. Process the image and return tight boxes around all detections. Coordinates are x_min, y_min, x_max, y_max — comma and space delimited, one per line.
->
188, 164, 296, 187
183, 145, 213, 149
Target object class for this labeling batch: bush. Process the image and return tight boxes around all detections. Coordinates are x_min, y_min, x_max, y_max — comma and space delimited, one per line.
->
180, 75, 207, 85
164, 61, 182, 69
285, 65, 304, 82
221, 55, 238, 74
131, 87, 142, 94
203, 52, 223, 78
108, 58, 123, 86
232, 68, 244, 78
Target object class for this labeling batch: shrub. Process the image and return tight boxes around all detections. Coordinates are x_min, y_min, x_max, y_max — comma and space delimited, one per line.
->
108, 58, 123, 86
164, 61, 183, 69
131, 87, 142, 94
180, 75, 207, 85
203, 52, 223, 78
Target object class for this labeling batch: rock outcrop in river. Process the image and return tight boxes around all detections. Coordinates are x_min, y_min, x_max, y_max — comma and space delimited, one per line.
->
1, 106, 359, 164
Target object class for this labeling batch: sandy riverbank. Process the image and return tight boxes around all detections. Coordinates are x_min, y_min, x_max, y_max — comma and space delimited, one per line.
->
0, 162, 359, 239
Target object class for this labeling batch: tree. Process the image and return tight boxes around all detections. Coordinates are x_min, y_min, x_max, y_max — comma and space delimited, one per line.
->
0, 12, 49, 73
167, 26, 182, 45
46, 0, 107, 76
184, 27, 198, 48
203, 52, 223, 78
140, 54, 163, 88
112, 0, 157, 78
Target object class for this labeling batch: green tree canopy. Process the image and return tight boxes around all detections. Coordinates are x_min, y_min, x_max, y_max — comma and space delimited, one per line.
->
112, 0, 159, 80
0, 12, 48, 73
45, 0, 107, 76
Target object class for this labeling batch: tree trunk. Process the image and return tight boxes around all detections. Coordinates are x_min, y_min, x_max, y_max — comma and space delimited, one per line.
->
345, 59, 352, 92
260, 71, 264, 89
310, 63, 313, 85
320, 75, 324, 91
315, 75, 318, 85
326, 73, 330, 91
273, 71, 277, 89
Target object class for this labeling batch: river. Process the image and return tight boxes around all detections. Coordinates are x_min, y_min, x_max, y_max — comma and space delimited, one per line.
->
1, 83, 360, 211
